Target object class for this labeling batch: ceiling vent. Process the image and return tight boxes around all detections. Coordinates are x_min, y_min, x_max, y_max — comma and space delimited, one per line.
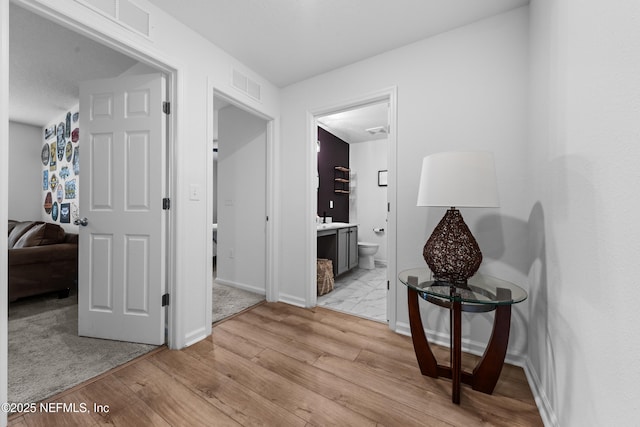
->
365, 126, 388, 135
232, 69, 262, 102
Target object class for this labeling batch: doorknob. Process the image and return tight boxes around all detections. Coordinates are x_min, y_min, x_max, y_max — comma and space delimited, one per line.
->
74, 217, 89, 226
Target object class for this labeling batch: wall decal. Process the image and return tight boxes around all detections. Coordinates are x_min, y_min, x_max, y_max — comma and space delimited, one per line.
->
56, 184, 64, 203
73, 147, 79, 175
51, 202, 59, 221
59, 166, 70, 180
65, 141, 73, 162
49, 142, 56, 171
65, 112, 71, 138
49, 174, 58, 191
60, 203, 70, 223
57, 134, 65, 161
43, 170, 48, 190
73, 112, 79, 123
72, 128, 79, 143
65, 179, 76, 199
43, 192, 53, 214
57, 122, 64, 140
41, 144, 50, 165
44, 124, 56, 140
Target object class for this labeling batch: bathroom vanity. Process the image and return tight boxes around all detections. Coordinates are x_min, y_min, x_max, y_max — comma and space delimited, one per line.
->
317, 223, 358, 277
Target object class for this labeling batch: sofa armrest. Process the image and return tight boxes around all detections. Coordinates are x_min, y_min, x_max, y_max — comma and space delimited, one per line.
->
8, 243, 78, 266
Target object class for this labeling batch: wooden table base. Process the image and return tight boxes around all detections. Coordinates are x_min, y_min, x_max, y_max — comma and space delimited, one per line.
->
407, 287, 512, 404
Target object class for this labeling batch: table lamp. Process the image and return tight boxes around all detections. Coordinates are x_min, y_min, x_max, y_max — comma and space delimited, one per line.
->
416, 151, 499, 284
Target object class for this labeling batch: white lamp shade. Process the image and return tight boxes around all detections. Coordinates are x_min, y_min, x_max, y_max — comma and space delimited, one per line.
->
416, 151, 499, 207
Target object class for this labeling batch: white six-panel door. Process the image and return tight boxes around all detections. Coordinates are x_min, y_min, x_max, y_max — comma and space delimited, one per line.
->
78, 73, 166, 345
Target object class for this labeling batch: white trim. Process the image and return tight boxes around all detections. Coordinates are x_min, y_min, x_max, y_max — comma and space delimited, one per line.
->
394, 321, 526, 366
214, 278, 267, 296
524, 358, 558, 427
183, 326, 208, 348
12, 0, 182, 349
278, 293, 307, 308
306, 87, 399, 325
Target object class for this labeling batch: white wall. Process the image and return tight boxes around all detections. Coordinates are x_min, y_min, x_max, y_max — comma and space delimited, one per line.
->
280, 7, 530, 359
4, 0, 280, 352
528, 0, 640, 425
8, 121, 41, 221
349, 139, 388, 262
216, 105, 267, 294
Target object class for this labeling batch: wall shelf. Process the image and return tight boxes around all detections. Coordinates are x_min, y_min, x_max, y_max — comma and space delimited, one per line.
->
334, 166, 350, 194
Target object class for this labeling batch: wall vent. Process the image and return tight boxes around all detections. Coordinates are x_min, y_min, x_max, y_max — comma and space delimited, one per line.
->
75, 0, 151, 38
232, 69, 262, 102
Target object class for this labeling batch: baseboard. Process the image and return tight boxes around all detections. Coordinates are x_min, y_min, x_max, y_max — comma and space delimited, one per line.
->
278, 292, 307, 308
524, 358, 558, 427
183, 326, 208, 348
214, 278, 266, 296
395, 321, 525, 367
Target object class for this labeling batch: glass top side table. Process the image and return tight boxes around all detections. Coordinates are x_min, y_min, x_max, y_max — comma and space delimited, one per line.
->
398, 268, 527, 404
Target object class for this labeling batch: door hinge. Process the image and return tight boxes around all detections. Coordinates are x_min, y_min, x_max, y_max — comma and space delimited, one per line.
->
387, 280, 390, 290
162, 293, 170, 306
162, 198, 171, 210
387, 202, 390, 212
163, 101, 171, 115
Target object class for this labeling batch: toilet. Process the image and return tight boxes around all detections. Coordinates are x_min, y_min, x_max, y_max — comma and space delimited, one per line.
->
358, 242, 379, 270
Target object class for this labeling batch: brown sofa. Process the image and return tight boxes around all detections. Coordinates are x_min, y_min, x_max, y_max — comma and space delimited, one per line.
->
8, 220, 78, 302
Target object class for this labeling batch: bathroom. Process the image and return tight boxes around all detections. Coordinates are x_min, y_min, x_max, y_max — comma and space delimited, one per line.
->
316, 101, 389, 322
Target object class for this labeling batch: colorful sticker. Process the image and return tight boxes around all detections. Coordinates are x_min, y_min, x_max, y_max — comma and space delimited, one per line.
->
44, 124, 56, 140
72, 147, 79, 175
41, 144, 50, 165
43, 192, 53, 214
57, 122, 64, 139
60, 203, 70, 223
73, 112, 79, 123
50, 174, 58, 191
51, 202, 59, 221
65, 179, 76, 199
72, 128, 79, 143
57, 134, 65, 161
56, 184, 64, 203
65, 141, 73, 162
49, 142, 56, 171
65, 112, 71, 138
59, 166, 70, 180
42, 170, 48, 190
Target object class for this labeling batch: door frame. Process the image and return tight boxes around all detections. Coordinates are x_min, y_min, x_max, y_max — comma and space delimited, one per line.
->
307, 86, 398, 330
205, 84, 277, 329
6, 1, 180, 347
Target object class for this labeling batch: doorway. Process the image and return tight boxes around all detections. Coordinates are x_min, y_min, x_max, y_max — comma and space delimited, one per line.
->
308, 88, 398, 329
209, 92, 271, 323
6, 3, 174, 405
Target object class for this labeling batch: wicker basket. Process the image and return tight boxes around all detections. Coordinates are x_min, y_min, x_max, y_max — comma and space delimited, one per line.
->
316, 258, 334, 296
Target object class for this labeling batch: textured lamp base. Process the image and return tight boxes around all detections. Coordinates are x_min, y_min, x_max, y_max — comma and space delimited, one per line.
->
423, 208, 482, 283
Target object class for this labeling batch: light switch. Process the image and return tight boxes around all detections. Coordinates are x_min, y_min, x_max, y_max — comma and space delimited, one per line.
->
330, 200, 334, 209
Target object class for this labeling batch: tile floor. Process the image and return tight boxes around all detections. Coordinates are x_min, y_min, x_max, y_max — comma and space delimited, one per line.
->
317, 261, 387, 323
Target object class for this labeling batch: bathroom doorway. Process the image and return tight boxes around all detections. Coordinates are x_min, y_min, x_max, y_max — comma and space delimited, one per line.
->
311, 89, 397, 326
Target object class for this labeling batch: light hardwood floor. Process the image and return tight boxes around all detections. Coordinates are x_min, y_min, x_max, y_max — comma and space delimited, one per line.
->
9, 302, 543, 426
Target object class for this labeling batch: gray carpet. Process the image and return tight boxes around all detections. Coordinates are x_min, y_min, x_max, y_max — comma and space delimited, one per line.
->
212, 281, 265, 323
7, 280, 264, 405
8, 293, 157, 405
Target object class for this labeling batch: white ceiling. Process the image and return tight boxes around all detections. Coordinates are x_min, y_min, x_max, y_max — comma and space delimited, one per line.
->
318, 101, 389, 144
146, 0, 529, 88
9, 4, 138, 127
